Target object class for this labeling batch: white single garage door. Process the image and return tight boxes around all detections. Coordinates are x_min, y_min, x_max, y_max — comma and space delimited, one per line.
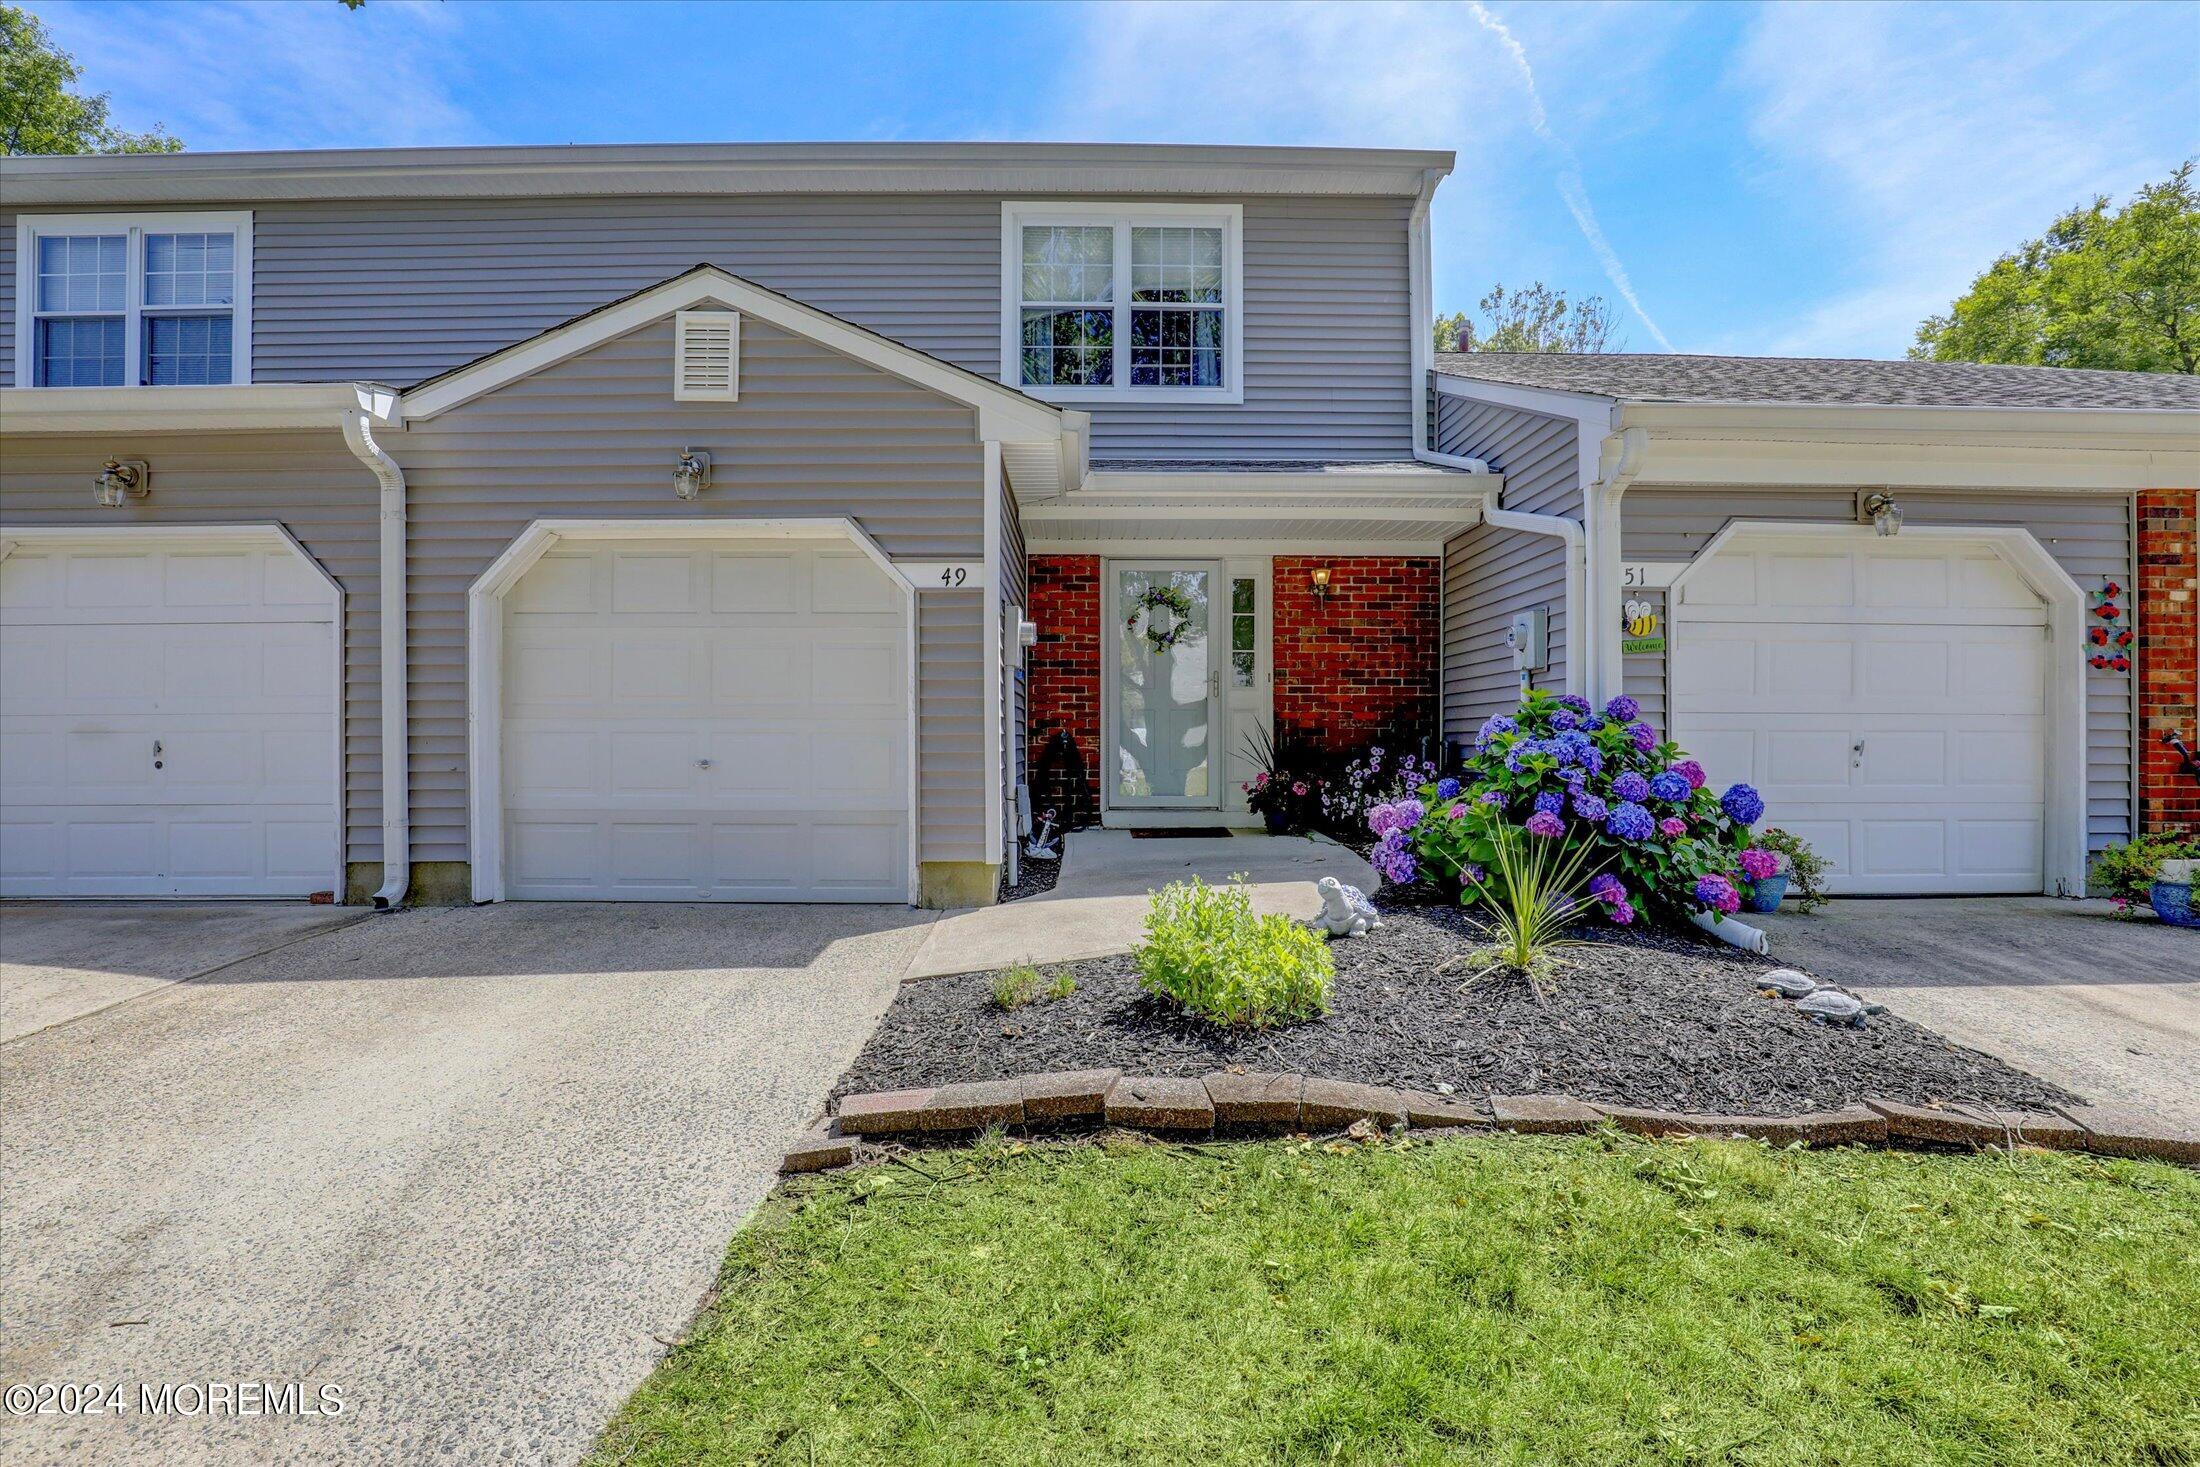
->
0, 534, 341, 897
501, 539, 909, 901
1671, 533, 2047, 895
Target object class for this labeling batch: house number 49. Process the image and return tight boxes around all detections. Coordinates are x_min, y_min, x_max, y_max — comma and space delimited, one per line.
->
899, 561, 988, 592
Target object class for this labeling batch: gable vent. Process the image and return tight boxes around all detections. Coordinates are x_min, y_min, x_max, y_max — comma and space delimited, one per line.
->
674, 310, 740, 402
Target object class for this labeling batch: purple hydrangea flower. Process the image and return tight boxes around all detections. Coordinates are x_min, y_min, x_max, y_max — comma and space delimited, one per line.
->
1628, 721, 1658, 753
1578, 745, 1605, 777
1608, 900, 1636, 926
1649, 770, 1691, 803
1694, 873, 1741, 914
1739, 848, 1781, 881
1604, 801, 1655, 842
1611, 771, 1652, 803
1448, 803, 1468, 819
1525, 811, 1565, 839
1477, 789, 1506, 806
1534, 791, 1566, 817
1555, 695, 1592, 716
1581, 713, 1607, 732
1604, 694, 1641, 722
1560, 765, 1589, 788
1461, 863, 1486, 884
1673, 758, 1707, 790
1659, 816, 1688, 839
1720, 783, 1766, 826
1571, 791, 1609, 822
1549, 708, 1580, 733
1435, 776, 1462, 799
1588, 872, 1627, 905
1371, 832, 1418, 884
1504, 739, 1542, 774
1368, 798, 1426, 838
1476, 713, 1518, 749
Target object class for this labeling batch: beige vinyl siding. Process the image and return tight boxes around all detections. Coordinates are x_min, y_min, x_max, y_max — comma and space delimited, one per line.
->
1622, 488, 2134, 852
2, 197, 1413, 460
388, 312, 988, 866
1432, 394, 1581, 742
0, 431, 384, 864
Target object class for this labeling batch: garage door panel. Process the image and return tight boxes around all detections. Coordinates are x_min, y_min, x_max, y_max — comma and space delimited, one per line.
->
164, 552, 259, 607
502, 540, 909, 903
1672, 534, 2046, 896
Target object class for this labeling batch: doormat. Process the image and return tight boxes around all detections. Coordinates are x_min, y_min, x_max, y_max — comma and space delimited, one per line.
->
1128, 827, 1235, 839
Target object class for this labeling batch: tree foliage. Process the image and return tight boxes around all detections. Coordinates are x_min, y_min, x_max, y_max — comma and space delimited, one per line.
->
1912, 161, 2199, 374
1, 4, 181, 155
1434, 281, 1620, 354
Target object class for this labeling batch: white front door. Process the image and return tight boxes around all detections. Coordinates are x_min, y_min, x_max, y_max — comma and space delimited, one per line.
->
499, 539, 908, 901
0, 536, 341, 897
1671, 534, 2048, 895
1107, 561, 1222, 810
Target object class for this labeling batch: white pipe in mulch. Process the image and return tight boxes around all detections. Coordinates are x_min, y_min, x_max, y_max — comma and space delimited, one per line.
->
1691, 909, 1770, 956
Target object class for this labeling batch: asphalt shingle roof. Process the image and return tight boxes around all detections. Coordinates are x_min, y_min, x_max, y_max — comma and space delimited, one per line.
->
1431, 352, 2200, 412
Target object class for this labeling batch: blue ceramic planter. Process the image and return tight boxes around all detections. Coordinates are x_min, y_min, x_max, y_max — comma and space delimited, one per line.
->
1744, 873, 1789, 914
2149, 881, 2199, 928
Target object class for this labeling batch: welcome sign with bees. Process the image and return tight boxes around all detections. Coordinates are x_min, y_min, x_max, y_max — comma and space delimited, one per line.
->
1621, 596, 1665, 655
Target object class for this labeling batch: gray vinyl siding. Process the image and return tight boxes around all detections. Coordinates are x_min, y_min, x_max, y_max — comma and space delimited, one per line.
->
1621, 488, 2134, 853
0, 431, 385, 865
1000, 487, 1028, 864
1432, 393, 1581, 742
2, 197, 1413, 460
386, 312, 988, 867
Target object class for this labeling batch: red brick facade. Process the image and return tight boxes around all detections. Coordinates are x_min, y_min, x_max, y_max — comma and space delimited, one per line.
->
2139, 489, 2200, 835
1271, 555, 1441, 756
1026, 554, 1103, 826
1024, 554, 1443, 822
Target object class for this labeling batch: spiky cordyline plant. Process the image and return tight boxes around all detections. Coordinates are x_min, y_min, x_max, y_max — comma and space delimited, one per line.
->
1469, 819, 1608, 995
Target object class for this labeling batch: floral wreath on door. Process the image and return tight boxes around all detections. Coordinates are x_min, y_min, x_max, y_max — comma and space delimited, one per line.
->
1127, 582, 1204, 653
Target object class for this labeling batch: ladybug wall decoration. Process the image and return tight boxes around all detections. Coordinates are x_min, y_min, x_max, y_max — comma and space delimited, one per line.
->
2091, 626, 2109, 646
2115, 628, 2134, 647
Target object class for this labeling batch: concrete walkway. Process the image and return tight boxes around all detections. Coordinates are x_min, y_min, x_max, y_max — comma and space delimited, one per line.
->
1756, 897, 2200, 1129
906, 829, 1375, 978
0, 901, 934, 1466
1, 902, 368, 1042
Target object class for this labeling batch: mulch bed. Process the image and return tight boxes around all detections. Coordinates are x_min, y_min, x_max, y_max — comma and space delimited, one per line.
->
997, 851, 1062, 903
839, 888, 2077, 1118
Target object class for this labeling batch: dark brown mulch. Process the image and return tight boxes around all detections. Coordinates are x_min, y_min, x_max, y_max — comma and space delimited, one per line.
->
997, 851, 1062, 903
838, 891, 2078, 1118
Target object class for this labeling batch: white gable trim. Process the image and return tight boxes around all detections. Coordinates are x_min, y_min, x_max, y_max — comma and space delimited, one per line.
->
398, 267, 1067, 445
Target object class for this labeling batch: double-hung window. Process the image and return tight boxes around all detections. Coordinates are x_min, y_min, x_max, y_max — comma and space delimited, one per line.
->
16, 212, 251, 387
1002, 203, 1243, 404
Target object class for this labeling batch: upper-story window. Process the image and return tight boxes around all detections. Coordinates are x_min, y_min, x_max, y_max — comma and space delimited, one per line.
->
15, 212, 252, 387
1001, 202, 1243, 405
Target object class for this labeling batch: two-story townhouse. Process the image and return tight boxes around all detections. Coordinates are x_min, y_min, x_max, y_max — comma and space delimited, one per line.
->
0, 142, 1488, 908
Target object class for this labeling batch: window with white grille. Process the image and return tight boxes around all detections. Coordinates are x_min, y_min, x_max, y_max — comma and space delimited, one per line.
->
15, 212, 251, 387
673, 310, 740, 402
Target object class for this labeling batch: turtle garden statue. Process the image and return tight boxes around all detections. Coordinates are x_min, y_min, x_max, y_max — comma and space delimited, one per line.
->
1794, 988, 1887, 1029
1314, 877, 1382, 938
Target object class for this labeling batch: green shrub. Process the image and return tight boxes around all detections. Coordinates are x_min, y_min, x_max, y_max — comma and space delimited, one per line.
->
1044, 970, 1079, 1002
2092, 830, 2200, 907
992, 962, 1041, 1010
1471, 819, 1605, 990
1133, 876, 1333, 1028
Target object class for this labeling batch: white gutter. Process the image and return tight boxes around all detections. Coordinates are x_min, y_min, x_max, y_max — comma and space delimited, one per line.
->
1583, 426, 1650, 705
341, 409, 410, 910
1416, 442, 1585, 697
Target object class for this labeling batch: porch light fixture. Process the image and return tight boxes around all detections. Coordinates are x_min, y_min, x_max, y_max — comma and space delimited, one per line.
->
93, 460, 149, 508
1309, 565, 1332, 601
673, 448, 712, 501
1859, 490, 1904, 537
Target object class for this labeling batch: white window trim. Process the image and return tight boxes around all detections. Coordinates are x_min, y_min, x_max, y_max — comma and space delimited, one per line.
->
13, 210, 252, 388
1000, 200, 1244, 406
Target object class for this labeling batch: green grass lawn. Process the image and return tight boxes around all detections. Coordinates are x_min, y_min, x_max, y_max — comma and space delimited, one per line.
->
595, 1132, 2200, 1465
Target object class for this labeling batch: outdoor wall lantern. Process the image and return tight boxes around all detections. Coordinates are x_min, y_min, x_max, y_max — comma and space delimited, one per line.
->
1859, 490, 1904, 537
94, 459, 149, 508
1310, 565, 1333, 601
673, 448, 712, 501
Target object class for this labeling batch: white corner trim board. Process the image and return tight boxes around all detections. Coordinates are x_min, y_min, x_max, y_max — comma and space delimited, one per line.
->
1665, 520, 2089, 898
463, 517, 921, 906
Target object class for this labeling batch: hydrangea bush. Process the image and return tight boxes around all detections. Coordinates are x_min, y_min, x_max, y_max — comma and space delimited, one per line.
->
1377, 689, 1776, 926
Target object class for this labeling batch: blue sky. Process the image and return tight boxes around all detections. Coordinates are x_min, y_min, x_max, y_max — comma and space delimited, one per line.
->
31, 0, 2200, 358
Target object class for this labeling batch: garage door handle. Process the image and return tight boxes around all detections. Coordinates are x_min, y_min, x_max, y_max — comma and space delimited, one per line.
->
1851, 739, 1864, 769
153, 738, 164, 771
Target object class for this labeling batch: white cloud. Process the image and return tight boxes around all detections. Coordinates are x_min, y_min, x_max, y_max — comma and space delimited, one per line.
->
1731, 1, 2197, 357
34, 0, 477, 151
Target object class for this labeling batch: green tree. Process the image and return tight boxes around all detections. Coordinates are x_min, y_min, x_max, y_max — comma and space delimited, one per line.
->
1435, 281, 1620, 354
1912, 161, 2199, 373
2, 3, 181, 155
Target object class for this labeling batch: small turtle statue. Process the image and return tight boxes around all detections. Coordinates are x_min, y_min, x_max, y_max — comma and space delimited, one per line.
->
1758, 968, 1817, 999
1795, 988, 1887, 1029
1314, 876, 1382, 938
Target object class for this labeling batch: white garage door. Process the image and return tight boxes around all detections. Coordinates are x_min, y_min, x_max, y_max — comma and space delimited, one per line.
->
0, 535, 341, 897
501, 539, 909, 901
1671, 534, 2047, 895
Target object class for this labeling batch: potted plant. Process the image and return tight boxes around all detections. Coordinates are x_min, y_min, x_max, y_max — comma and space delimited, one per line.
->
1749, 827, 1828, 913
2153, 847, 2199, 928
1240, 727, 1315, 834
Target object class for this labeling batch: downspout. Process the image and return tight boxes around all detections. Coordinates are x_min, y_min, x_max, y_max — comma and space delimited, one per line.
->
342, 406, 410, 910
1407, 167, 1442, 457
1583, 425, 1649, 705
1417, 440, 1586, 697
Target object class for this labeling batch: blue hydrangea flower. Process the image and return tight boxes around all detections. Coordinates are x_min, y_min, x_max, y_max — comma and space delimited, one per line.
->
1560, 765, 1589, 788
1534, 791, 1565, 816
1577, 744, 1604, 777
1587, 872, 1627, 905
1604, 801, 1655, 842
1549, 708, 1580, 732
1477, 789, 1505, 806
1649, 770, 1691, 803
1504, 738, 1551, 774
1611, 771, 1651, 803
1721, 783, 1766, 826
1571, 791, 1609, 822
1552, 731, 1594, 767
1628, 721, 1658, 753
1581, 713, 1607, 732
1476, 713, 1518, 749
1604, 694, 1641, 722
1435, 776, 1461, 799
1555, 695, 1591, 716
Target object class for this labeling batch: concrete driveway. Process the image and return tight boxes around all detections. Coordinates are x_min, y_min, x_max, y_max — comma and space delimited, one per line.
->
0, 901, 933, 1466
1756, 898, 2200, 1129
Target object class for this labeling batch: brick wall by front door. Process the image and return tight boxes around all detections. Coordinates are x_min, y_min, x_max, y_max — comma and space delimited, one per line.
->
2139, 489, 2200, 834
1027, 555, 1103, 828
1271, 556, 1441, 758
